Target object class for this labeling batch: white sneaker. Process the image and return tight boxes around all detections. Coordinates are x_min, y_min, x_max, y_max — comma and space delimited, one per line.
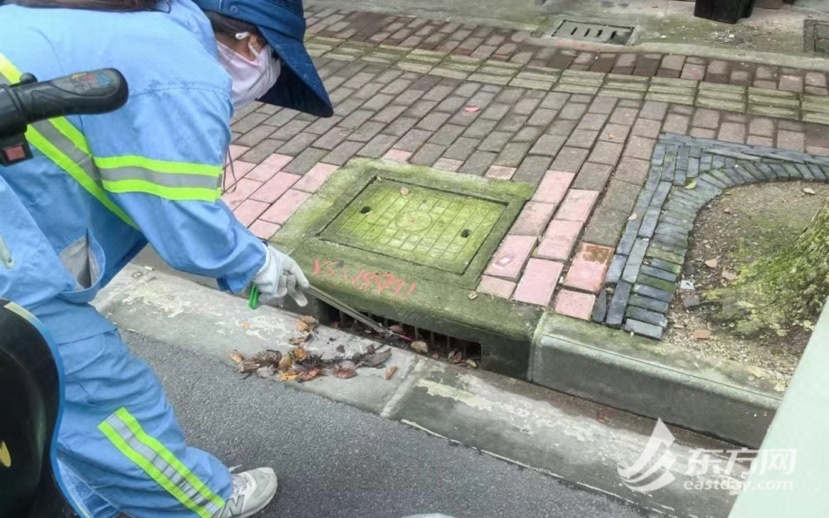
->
214, 467, 278, 518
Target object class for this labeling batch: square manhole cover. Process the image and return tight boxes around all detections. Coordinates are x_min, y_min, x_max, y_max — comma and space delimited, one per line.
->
321, 179, 506, 274
550, 20, 634, 45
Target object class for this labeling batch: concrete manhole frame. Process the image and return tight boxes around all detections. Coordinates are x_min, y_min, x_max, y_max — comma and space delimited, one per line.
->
271, 158, 542, 378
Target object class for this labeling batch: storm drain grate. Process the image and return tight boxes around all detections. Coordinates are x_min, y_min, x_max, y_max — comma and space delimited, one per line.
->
319, 303, 483, 368
550, 20, 634, 45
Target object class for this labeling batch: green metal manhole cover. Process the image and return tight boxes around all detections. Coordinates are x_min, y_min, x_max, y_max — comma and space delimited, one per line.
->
321, 179, 506, 274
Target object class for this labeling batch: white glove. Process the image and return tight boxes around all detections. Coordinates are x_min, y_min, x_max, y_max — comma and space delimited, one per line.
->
252, 244, 309, 307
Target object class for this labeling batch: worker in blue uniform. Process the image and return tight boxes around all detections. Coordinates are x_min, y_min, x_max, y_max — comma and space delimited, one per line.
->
0, 0, 332, 516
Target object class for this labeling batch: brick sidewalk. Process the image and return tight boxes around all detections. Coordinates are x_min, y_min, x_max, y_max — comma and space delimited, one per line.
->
222, 9, 829, 332
303, 6, 829, 95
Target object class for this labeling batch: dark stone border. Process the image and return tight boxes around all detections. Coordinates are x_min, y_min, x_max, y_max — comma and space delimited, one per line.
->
595, 134, 829, 339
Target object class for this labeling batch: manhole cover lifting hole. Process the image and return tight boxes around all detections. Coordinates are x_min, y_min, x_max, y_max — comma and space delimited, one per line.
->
321, 179, 506, 275
552, 20, 634, 45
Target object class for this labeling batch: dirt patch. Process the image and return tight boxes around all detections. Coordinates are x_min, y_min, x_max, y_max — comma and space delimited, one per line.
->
665, 181, 829, 389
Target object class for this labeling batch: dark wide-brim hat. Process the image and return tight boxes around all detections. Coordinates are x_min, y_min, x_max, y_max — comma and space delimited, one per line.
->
194, 0, 333, 117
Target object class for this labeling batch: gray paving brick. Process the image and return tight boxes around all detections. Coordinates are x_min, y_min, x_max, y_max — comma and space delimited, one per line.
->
606, 282, 633, 327
605, 254, 628, 285
546, 120, 578, 136
577, 113, 609, 131
628, 294, 669, 313
444, 137, 481, 161
640, 265, 678, 283
589, 141, 624, 166
513, 126, 544, 143
357, 134, 398, 158
573, 162, 613, 190
240, 139, 285, 164
624, 319, 664, 339
632, 283, 674, 303
410, 143, 446, 166
527, 108, 559, 127
513, 156, 553, 185
496, 142, 532, 167
541, 92, 570, 109
428, 124, 466, 146
396, 129, 433, 152
592, 289, 609, 323
566, 130, 600, 149
372, 105, 408, 124
622, 238, 650, 283
498, 113, 531, 133
385, 116, 420, 137
263, 109, 298, 127
350, 121, 386, 143
459, 151, 498, 176
279, 132, 319, 156
282, 147, 328, 175
322, 141, 364, 166
464, 118, 499, 139
232, 111, 270, 134
550, 147, 589, 173
362, 93, 396, 112
617, 220, 641, 256
480, 131, 513, 152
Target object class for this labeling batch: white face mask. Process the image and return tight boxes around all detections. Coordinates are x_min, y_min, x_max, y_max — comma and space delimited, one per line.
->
216, 40, 281, 110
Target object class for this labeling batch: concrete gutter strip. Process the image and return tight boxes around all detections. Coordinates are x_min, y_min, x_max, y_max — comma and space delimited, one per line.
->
533, 313, 782, 448
729, 299, 829, 518
101, 264, 742, 518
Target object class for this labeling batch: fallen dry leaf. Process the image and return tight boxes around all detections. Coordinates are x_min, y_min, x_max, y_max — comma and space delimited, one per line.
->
464, 106, 479, 113
293, 347, 308, 362
230, 351, 245, 363
278, 355, 293, 372
468, 291, 479, 300
448, 350, 462, 364
804, 187, 816, 195
389, 325, 405, 335
704, 258, 719, 269
400, 187, 410, 196
299, 369, 321, 382
279, 371, 300, 382
239, 361, 260, 374
723, 208, 732, 214
628, 213, 638, 221
384, 366, 398, 380
465, 359, 479, 369
289, 335, 309, 346
596, 409, 610, 424
685, 179, 697, 190
255, 366, 272, 379
693, 330, 712, 340
411, 341, 429, 354
296, 315, 318, 333
333, 365, 357, 379
361, 349, 392, 368
722, 271, 738, 281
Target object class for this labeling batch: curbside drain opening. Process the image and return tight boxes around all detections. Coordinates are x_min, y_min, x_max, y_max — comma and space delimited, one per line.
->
542, 20, 635, 45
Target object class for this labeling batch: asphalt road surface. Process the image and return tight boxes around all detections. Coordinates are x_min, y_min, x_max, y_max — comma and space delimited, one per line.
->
122, 331, 648, 518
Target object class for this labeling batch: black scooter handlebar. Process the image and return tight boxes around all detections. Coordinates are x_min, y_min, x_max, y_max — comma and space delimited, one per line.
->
0, 69, 128, 139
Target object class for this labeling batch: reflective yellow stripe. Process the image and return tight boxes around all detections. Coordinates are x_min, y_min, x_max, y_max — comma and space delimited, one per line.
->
0, 53, 222, 205
95, 155, 222, 176
99, 408, 225, 517
103, 179, 221, 202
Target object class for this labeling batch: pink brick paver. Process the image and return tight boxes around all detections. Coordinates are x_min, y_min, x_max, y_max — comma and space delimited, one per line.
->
554, 290, 596, 320
221, 178, 263, 209
294, 163, 338, 193
485, 235, 537, 281
229, 144, 249, 160
251, 172, 301, 203
511, 202, 556, 236
232, 199, 269, 227
249, 220, 281, 240
246, 161, 283, 182
477, 275, 516, 299
532, 171, 575, 204
563, 243, 614, 293
383, 148, 413, 161
536, 220, 583, 261
513, 259, 563, 306
486, 165, 517, 179
261, 189, 312, 225
223, 161, 257, 189
556, 190, 599, 222
435, 158, 464, 172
